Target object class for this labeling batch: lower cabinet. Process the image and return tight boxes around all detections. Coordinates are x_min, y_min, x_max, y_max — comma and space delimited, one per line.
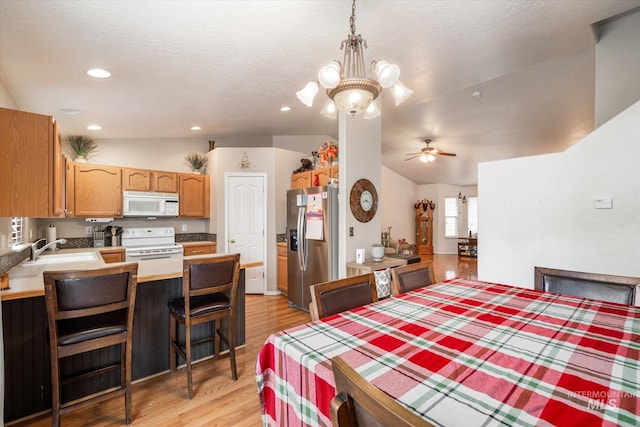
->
277, 242, 288, 296
99, 248, 125, 263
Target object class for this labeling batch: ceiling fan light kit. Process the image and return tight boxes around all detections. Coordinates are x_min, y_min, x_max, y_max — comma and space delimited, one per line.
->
406, 138, 457, 162
296, 0, 411, 117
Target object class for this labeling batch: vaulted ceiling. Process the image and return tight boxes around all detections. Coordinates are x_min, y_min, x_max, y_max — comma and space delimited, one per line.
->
1, 1, 638, 185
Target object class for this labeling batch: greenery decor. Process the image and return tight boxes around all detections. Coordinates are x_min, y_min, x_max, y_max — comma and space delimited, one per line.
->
184, 152, 208, 173
66, 135, 98, 161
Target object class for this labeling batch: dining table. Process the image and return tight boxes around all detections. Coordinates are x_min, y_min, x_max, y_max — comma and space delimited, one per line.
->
255, 277, 640, 427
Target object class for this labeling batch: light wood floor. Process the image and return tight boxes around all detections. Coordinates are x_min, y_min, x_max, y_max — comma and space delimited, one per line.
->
14, 255, 476, 427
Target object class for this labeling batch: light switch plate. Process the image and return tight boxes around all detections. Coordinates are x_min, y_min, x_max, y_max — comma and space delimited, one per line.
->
594, 198, 613, 209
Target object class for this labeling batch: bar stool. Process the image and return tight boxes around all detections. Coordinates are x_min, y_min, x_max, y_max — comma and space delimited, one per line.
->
168, 253, 241, 399
43, 263, 138, 427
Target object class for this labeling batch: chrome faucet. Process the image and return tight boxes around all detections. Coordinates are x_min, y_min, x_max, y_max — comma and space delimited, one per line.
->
30, 237, 68, 261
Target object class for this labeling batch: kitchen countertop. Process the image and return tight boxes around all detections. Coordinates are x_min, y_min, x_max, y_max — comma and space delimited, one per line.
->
2, 247, 262, 301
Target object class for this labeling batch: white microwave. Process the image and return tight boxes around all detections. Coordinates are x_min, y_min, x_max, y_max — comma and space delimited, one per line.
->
123, 191, 179, 217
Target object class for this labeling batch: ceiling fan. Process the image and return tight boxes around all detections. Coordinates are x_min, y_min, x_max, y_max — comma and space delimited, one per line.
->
405, 138, 456, 162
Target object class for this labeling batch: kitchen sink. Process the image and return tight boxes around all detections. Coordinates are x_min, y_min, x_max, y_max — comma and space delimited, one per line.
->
21, 251, 99, 266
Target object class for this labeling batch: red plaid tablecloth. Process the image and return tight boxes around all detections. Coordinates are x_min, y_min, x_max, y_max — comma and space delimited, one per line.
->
256, 278, 640, 426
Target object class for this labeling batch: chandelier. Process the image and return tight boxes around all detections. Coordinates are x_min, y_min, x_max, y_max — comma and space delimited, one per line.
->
296, 0, 413, 118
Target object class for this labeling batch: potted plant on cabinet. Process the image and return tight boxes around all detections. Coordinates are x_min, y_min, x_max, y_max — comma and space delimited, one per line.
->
184, 152, 208, 174
66, 135, 99, 163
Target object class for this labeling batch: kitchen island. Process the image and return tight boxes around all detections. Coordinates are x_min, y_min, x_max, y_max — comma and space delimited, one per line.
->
1, 248, 261, 424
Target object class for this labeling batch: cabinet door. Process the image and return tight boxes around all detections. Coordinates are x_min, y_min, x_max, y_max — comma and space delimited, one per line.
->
100, 249, 125, 263
0, 108, 52, 217
179, 174, 210, 217
152, 171, 178, 193
290, 171, 311, 189
277, 243, 288, 295
52, 120, 67, 217
312, 168, 331, 186
71, 163, 123, 217
122, 168, 151, 191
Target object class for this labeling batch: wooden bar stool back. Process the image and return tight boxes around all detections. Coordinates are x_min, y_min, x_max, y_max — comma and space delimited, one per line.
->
43, 263, 138, 427
168, 253, 241, 399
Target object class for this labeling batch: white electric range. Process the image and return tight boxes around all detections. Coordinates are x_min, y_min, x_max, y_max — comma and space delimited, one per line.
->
121, 227, 183, 262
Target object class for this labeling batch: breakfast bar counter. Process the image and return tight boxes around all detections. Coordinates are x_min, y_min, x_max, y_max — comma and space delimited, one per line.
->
1, 249, 262, 423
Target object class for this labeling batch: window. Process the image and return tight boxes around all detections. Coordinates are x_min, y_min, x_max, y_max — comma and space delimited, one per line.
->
444, 197, 458, 238
11, 217, 26, 248
467, 196, 478, 236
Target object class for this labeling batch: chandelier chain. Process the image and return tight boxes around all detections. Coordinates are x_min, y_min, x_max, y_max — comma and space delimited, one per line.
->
350, 0, 357, 37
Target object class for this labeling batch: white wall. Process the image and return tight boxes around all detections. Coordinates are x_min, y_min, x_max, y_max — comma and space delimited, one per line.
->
88, 138, 209, 172
478, 99, 640, 288
273, 135, 335, 154
380, 167, 418, 245
595, 10, 640, 127
339, 114, 382, 276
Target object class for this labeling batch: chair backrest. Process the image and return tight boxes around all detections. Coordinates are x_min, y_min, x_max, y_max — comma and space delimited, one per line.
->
183, 253, 241, 299
310, 274, 378, 321
330, 356, 434, 427
390, 261, 436, 296
534, 266, 640, 306
44, 263, 138, 323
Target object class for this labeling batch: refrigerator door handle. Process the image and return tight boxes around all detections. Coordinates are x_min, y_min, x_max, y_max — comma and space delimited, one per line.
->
297, 206, 305, 271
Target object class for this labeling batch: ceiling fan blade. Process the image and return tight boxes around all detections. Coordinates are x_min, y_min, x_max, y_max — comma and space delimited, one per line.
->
405, 152, 422, 156
405, 155, 420, 161
436, 151, 456, 156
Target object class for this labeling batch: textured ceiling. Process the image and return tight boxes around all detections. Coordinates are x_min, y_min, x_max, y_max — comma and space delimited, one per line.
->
1, 0, 639, 185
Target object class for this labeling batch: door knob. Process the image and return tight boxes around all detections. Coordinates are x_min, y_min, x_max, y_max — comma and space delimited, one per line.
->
229, 239, 236, 243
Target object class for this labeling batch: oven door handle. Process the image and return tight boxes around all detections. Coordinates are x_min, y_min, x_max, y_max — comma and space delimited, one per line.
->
127, 254, 172, 261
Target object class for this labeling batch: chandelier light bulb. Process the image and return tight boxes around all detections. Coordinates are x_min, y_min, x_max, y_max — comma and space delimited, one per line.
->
363, 101, 380, 119
321, 101, 337, 119
374, 60, 400, 88
318, 61, 341, 89
296, 81, 319, 107
427, 153, 436, 162
420, 154, 428, 163
391, 80, 413, 105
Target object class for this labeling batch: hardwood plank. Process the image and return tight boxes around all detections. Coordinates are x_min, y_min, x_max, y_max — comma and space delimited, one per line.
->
11, 254, 475, 426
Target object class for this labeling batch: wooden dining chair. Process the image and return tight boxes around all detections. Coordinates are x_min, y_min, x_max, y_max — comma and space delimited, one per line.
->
330, 356, 434, 427
534, 266, 640, 305
43, 263, 138, 427
390, 261, 436, 296
310, 273, 377, 321
168, 253, 241, 399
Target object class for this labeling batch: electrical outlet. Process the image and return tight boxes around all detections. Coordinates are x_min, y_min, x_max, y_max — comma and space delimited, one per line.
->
349, 227, 354, 237
182, 224, 188, 232
86, 226, 93, 235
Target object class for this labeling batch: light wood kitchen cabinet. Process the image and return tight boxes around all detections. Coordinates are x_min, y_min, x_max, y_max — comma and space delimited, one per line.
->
179, 173, 210, 217
290, 166, 338, 189
152, 170, 178, 192
277, 242, 288, 296
0, 107, 64, 217
122, 168, 178, 193
100, 248, 125, 263
52, 121, 67, 217
290, 171, 311, 189
67, 162, 123, 217
122, 168, 151, 191
182, 242, 216, 256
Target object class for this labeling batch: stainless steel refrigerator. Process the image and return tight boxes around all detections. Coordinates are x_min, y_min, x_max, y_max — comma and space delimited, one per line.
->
287, 185, 339, 311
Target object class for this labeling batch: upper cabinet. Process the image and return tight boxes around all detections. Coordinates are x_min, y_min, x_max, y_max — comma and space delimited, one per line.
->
0, 107, 65, 217
67, 162, 123, 217
179, 174, 210, 217
152, 170, 178, 193
122, 168, 178, 193
290, 166, 338, 189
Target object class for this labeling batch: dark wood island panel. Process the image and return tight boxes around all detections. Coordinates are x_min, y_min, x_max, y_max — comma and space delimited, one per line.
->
2, 272, 246, 424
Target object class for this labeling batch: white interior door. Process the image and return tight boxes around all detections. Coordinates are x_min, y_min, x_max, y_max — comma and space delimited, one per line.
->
226, 174, 265, 294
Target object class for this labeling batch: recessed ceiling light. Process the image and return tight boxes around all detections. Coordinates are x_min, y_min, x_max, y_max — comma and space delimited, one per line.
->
87, 68, 111, 78
59, 108, 80, 115
280, 106, 291, 112
190, 126, 202, 131
472, 91, 482, 99
87, 125, 102, 130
